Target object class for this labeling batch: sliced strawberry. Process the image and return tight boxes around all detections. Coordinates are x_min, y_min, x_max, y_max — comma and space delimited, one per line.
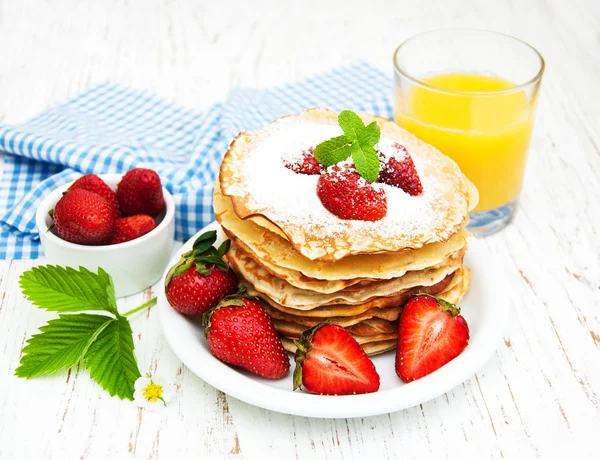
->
379, 143, 423, 196
108, 214, 157, 244
283, 147, 323, 175
165, 231, 237, 316
317, 165, 387, 221
69, 174, 121, 220
293, 323, 380, 395
53, 189, 114, 245
203, 297, 290, 379
395, 295, 469, 382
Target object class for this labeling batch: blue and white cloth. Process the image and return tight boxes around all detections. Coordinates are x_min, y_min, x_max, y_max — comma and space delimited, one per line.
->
0, 62, 393, 259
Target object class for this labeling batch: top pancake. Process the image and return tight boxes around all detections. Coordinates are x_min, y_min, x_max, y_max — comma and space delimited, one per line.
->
219, 108, 478, 262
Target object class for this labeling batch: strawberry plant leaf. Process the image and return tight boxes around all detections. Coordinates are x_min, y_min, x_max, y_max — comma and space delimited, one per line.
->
15, 314, 113, 378
314, 135, 351, 166
217, 239, 231, 257
338, 110, 365, 140
193, 230, 217, 251
19, 266, 118, 314
85, 316, 141, 400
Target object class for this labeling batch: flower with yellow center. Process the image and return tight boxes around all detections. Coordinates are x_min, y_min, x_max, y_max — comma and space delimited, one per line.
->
133, 375, 174, 411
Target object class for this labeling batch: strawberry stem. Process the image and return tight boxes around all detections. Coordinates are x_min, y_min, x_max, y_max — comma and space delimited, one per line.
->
122, 297, 157, 317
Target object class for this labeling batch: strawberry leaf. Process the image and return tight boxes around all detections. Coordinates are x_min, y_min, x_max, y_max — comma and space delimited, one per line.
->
84, 316, 141, 400
217, 239, 231, 257
15, 314, 113, 378
19, 266, 118, 314
314, 135, 351, 166
193, 230, 217, 251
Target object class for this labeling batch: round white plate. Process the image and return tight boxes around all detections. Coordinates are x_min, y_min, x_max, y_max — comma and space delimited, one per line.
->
158, 222, 508, 418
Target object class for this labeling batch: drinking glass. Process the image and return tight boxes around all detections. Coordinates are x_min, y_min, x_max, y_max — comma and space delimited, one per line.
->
393, 29, 544, 235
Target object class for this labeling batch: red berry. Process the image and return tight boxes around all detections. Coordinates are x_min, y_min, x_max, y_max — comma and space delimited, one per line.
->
117, 168, 165, 217
203, 298, 290, 379
395, 295, 470, 382
53, 189, 114, 245
293, 324, 380, 395
317, 165, 387, 221
165, 231, 238, 316
69, 174, 120, 220
108, 214, 157, 244
379, 143, 423, 196
283, 147, 323, 175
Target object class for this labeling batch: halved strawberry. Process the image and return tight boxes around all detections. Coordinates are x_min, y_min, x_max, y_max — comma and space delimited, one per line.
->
293, 323, 380, 395
379, 143, 423, 196
283, 147, 323, 175
317, 164, 387, 221
203, 297, 290, 379
395, 295, 469, 382
165, 231, 237, 316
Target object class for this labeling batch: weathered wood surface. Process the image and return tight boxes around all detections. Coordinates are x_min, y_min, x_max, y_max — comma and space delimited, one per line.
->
1, 0, 599, 458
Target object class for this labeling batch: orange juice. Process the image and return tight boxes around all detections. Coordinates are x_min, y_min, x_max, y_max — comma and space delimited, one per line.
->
395, 73, 535, 213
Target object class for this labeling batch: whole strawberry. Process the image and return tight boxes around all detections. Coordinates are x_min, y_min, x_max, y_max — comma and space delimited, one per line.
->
165, 231, 237, 316
317, 164, 387, 221
396, 295, 469, 382
293, 323, 380, 395
69, 174, 120, 220
203, 297, 290, 379
108, 214, 156, 244
53, 189, 114, 245
379, 143, 423, 196
117, 168, 165, 217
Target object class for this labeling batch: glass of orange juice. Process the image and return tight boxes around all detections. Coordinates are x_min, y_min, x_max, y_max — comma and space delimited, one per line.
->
393, 29, 544, 235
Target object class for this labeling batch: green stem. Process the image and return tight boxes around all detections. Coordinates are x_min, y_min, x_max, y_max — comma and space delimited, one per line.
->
122, 297, 157, 317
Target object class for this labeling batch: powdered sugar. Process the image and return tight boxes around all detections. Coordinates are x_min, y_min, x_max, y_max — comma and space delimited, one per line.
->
241, 118, 444, 239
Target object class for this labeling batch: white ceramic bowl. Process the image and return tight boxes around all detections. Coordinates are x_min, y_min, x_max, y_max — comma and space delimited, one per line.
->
36, 173, 175, 298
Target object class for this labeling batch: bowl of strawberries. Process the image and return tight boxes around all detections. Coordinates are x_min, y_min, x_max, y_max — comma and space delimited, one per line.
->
36, 168, 175, 297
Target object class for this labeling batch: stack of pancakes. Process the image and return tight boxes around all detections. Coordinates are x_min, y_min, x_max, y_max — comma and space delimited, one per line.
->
214, 108, 478, 356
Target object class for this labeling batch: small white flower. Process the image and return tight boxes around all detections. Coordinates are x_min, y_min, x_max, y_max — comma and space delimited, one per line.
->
133, 375, 174, 411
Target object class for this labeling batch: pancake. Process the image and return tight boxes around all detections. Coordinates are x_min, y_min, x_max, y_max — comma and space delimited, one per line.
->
256, 268, 470, 328
215, 185, 469, 283
249, 270, 456, 316
219, 108, 478, 261
273, 319, 397, 343
226, 241, 466, 308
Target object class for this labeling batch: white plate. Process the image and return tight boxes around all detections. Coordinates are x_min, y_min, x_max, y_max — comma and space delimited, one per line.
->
158, 222, 508, 418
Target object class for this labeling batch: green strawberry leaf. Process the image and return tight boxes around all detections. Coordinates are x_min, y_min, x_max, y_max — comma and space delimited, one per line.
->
314, 135, 352, 166
19, 266, 118, 314
85, 316, 141, 400
338, 110, 365, 140
193, 230, 217, 251
217, 239, 231, 257
15, 314, 113, 379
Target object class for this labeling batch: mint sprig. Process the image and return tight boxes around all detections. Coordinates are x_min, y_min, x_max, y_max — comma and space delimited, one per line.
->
314, 110, 381, 182
16, 266, 155, 400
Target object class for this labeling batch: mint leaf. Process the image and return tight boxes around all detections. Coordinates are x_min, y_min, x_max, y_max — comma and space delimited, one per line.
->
19, 266, 118, 314
85, 316, 141, 400
360, 121, 381, 146
351, 142, 380, 183
338, 110, 365, 140
314, 135, 351, 166
15, 314, 113, 378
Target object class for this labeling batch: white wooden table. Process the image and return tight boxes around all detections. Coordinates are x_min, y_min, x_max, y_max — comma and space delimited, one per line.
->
1, 0, 599, 458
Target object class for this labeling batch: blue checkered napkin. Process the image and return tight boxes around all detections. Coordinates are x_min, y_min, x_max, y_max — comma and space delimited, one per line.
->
0, 62, 393, 259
